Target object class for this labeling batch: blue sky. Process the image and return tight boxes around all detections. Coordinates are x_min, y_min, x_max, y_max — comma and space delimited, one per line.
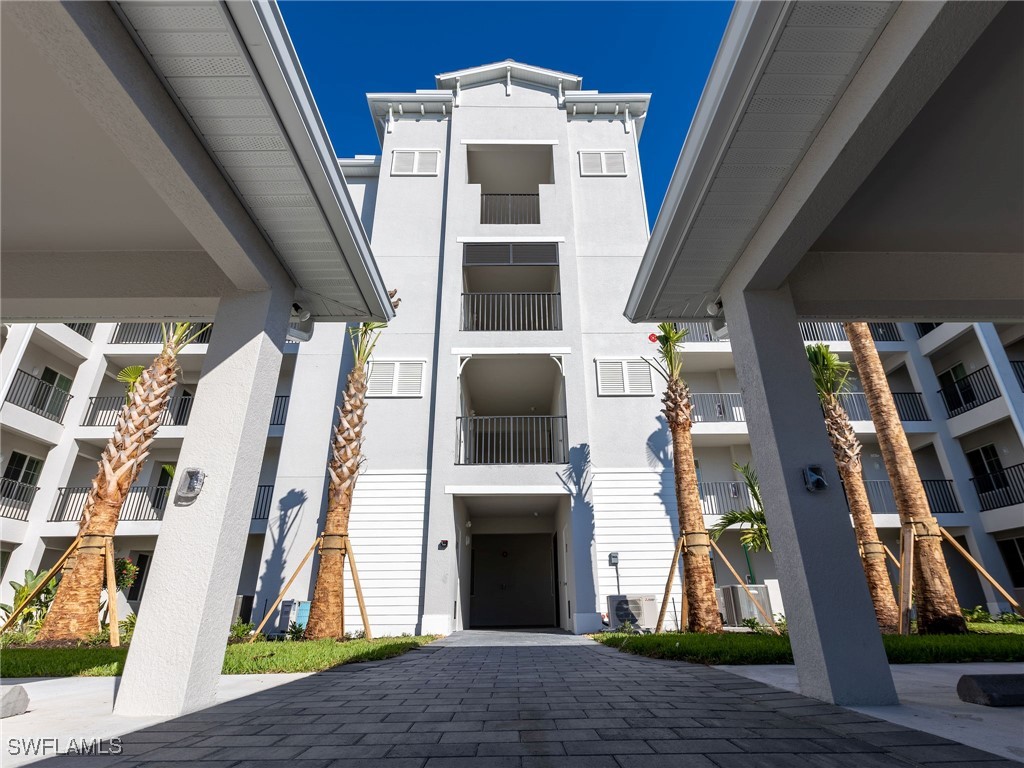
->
279, 1, 734, 226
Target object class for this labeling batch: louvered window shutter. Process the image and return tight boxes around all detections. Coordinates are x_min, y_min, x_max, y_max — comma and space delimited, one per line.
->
367, 361, 424, 397
596, 361, 626, 396
579, 152, 604, 176
624, 360, 653, 394
392, 151, 416, 175
414, 151, 438, 174
367, 361, 397, 396
396, 362, 424, 396
579, 151, 627, 176
603, 152, 626, 175
597, 360, 653, 396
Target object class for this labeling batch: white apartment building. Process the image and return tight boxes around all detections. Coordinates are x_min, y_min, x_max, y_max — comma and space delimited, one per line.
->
2, 61, 1021, 637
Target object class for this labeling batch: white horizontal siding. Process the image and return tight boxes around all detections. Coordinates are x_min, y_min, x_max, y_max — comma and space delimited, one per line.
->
343, 472, 425, 635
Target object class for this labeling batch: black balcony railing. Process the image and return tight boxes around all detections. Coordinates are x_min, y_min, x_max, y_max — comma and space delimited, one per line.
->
50, 485, 169, 522
270, 395, 290, 426
916, 322, 942, 338
798, 322, 904, 343
0, 479, 38, 521
252, 485, 274, 519
971, 463, 1024, 512
676, 321, 726, 342
4, 370, 73, 424
838, 391, 928, 422
864, 480, 899, 515
480, 194, 540, 224
922, 479, 962, 513
691, 393, 745, 422
697, 481, 754, 516
868, 323, 902, 342
462, 293, 562, 331
111, 323, 213, 345
1011, 361, 1024, 392
64, 323, 95, 340
456, 415, 568, 465
938, 365, 1000, 418
82, 395, 193, 427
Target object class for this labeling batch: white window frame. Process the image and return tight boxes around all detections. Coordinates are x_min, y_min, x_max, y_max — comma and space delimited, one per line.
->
595, 358, 655, 397
578, 150, 628, 177
366, 359, 427, 398
3, 450, 44, 486
390, 149, 441, 177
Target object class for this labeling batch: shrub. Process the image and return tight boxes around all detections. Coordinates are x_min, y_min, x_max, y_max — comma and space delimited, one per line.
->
113, 558, 139, 591
998, 611, 1023, 624
962, 605, 993, 623
229, 618, 255, 641
119, 613, 138, 643
286, 621, 306, 641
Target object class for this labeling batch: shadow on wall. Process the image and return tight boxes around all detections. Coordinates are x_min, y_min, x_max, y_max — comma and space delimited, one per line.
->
649, 414, 685, 630
253, 489, 307, 627
559, 444, 598, 622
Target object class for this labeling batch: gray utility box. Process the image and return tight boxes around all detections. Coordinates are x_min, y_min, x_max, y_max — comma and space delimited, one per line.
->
719, 584, 773, 626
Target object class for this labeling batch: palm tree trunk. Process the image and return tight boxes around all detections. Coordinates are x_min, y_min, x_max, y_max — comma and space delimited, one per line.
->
665, 379, 722, 634
38, 355, 176, 642
305, 368, 367, 639
845, 322, 966, 634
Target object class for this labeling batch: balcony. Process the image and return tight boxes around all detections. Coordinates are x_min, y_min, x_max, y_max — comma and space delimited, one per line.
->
50, 485, 169, 522
82, 395, 194, 427
63, 323, 95, 340
270, 395, 290, 426
677, 321, 726, 342
838, 392, 929, 422
4, 370, 73, 424
971, 463, 1024, 512
456, 415, 568, 465
691, 393, 744, 422
251, 485, 274, 519
0, 479, 38, 521
798, 322, 903, 343
698, 481, 754, 516
111, 323, 213, 345
461, 293, 562, 331
916, 322, 942, 338
938, 365, 1000, 417
480, 194, 540, 225
863, 479, 962, 515
1011, 361, 1024, 391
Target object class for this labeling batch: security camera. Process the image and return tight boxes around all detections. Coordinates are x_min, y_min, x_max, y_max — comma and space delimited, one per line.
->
803, 465, 829, 492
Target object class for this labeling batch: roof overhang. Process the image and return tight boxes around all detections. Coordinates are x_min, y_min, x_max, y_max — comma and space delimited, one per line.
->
626, 0, 1022, 323
436, 60, 582, 93
366, 91, 456, 144
563, 93, 652, 137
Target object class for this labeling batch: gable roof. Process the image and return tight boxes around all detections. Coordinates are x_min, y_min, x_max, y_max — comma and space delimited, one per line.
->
436, 60, 582, 93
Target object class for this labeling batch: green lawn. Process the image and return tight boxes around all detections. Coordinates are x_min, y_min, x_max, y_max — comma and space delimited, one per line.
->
594, 630, 1024, 666
967, 621, 1024, 635
0, 636, 436, 678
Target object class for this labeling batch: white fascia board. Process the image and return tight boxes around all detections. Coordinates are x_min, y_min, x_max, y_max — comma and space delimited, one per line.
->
624, 1, 789, 323
456, 236, 565, 243
451, 347, 572, 356
461, 139, 559, 145
227, 0, 394, 322
436, 61, 582, 89
366, 91, 455, 102
444, 485, 570, 496
563, 93, 651, 105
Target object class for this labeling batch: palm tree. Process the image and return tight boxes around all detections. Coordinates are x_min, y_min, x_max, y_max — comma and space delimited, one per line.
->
649, 323, 722, 633
844, 322, 967, 634
806, 343, 899, 634
710, 463, 772, 555
37, 323, 208, 642
305, 291, 399, 639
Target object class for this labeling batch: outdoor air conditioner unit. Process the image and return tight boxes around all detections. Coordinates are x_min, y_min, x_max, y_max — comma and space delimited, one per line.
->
720, 584, 773, 627
607, 594, 658, 631
277, 599, 311, 633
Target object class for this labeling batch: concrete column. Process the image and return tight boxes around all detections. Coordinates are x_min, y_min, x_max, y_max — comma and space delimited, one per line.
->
115, 289, 290, 717
0, 324, 34, 403
722, 284, 897, 705
975, 323, 1024, 445
252, 324, 349, 629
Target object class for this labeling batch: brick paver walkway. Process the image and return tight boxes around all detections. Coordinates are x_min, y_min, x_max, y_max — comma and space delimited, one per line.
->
43, 629, 1014, 767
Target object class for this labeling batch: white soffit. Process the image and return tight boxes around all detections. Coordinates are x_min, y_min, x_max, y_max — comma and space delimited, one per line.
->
628, 1, 897, 321
114, 1, 392, 322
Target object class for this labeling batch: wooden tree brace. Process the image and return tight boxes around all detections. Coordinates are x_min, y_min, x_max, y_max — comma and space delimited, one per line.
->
911, 518, 942, 540
0, 535, 84, 635
709, 539, 779, 635
939, 527, 1022, 617
681, 531, 710, 554
321, 534, 347, 553
655, 535, 686, 633
105, 538, 120, 648
250, 535, 322, 642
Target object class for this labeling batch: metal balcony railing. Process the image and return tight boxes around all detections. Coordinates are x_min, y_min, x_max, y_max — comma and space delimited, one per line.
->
82, 395, 194, 427
111, 323, 213, 345
799, 322, 904, 343
690, 393, 745, 422
270, 395, 290, 426
64, 323, 95, 340
971, 463, 1024, 511
252, 485, 274, 520
0, 479, 38, 521
456, 415, 568, 465
697, 481, 754, 516
480, 193, 540, 224
860, 479, 961, 514
461, 293, 562, 331
938, 365, 1000, 418
838, 391, 929, 422
915, 322, 942, 338
50, 485, 169, 522
676, 321, 726, 342
863, 480, 898, 515
1011, 361, 1024, 392
4, 370, 73, 424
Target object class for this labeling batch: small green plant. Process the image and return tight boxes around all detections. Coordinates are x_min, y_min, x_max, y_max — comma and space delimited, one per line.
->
113, 558, 139, 591
962, 605, 993, 623
286, 621, 306, 641
0, 629, 37, 648
229, 618, 255, 641
614, 620, 643, 635
998, 611, 1023, 624
1, 569, 58, 630
119, 613, 138, 643
344, 629, 366, 641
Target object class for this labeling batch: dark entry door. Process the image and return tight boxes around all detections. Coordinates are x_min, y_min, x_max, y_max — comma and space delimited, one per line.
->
470, 533, 556, 627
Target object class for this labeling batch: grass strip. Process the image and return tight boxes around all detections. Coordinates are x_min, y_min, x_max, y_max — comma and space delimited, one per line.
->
594, 631, 1024, 665
0, 636, 436, 678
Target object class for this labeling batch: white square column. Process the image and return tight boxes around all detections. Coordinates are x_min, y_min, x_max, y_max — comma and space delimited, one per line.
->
115, 288, 290, 717
722, 285, 897, 706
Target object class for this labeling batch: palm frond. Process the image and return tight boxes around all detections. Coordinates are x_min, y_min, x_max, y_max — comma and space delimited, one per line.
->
116, 365, 146, 404
732, 462, 763, 512
806, 343, 853, 399
651, 323, 688, 382
709, 507, 772, 552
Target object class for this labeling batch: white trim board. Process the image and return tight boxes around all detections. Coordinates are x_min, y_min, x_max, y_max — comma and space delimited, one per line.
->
445, 485, 569, 496
456, 236, 566, 243
461, 139, 559, 145
451, 347, 571, 355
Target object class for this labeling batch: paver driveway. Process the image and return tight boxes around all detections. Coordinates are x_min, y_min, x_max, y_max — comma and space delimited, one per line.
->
41, 629, 1014, 767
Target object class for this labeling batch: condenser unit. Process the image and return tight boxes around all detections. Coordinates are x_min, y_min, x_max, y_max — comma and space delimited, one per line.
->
720, 584, 773, 626
278, 599, 311, 632
607, 594, 658, 631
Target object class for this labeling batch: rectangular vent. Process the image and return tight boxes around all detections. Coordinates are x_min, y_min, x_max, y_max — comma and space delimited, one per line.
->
596, 359, 654, 396
391, 150, 440, 176
463, 242, 558, 266
579, 150, 627, 177
367, 360, 425, 397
